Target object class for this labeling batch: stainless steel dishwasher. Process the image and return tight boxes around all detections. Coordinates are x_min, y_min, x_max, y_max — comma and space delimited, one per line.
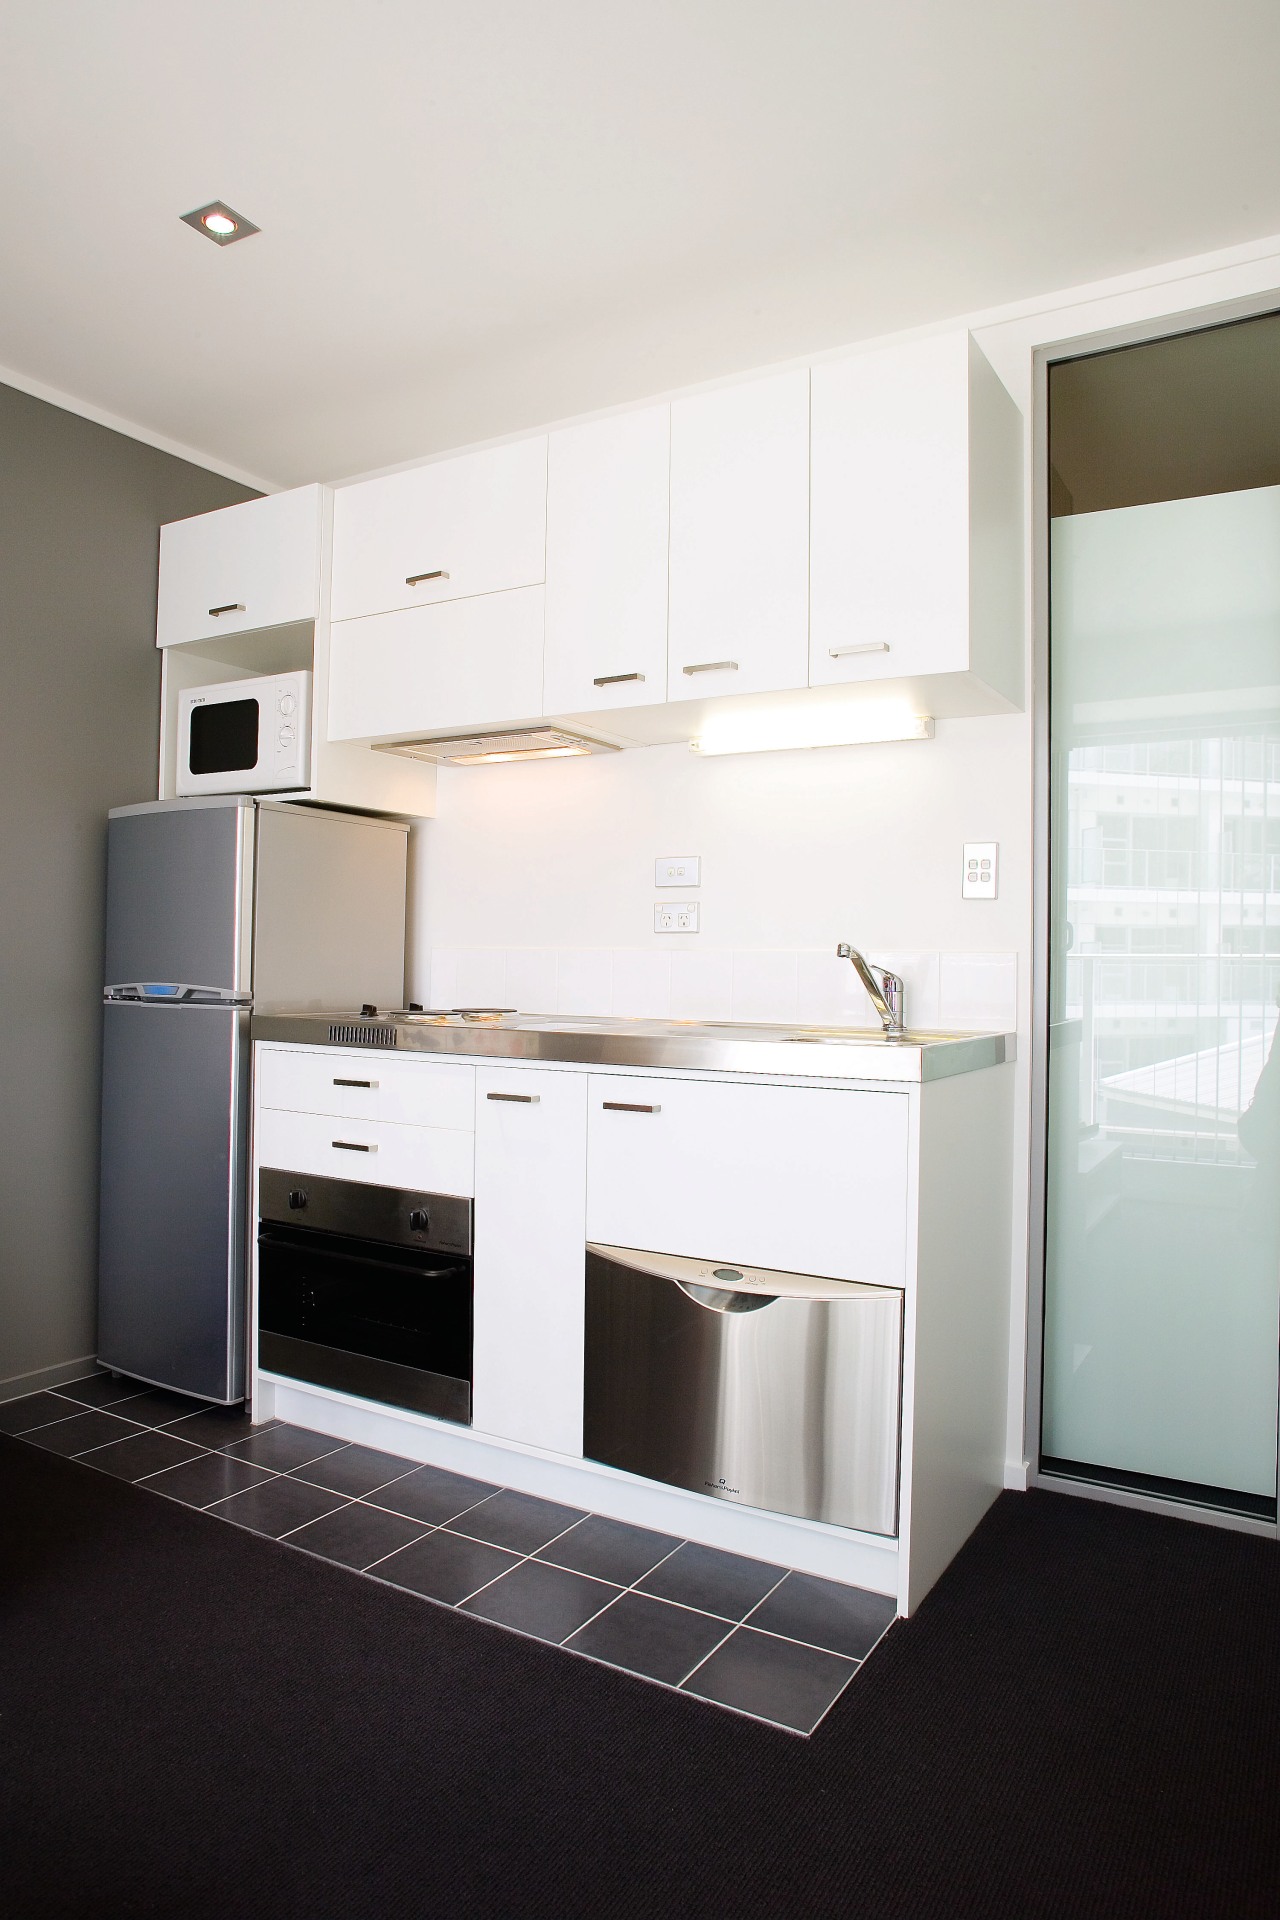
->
584, 1244, 903, 1536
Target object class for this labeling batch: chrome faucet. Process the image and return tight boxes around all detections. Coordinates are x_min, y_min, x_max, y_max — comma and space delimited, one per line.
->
836, 943, 906, 1037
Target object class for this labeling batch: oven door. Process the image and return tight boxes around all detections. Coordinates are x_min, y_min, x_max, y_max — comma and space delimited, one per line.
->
258, 1221, 472, 1423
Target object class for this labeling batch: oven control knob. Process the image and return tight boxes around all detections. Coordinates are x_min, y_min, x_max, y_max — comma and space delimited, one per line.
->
288, 1189, 308, 1210
408, 1208, 430, 1233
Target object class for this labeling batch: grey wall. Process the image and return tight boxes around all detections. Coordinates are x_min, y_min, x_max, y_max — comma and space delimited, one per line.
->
0, 383, 256, 1396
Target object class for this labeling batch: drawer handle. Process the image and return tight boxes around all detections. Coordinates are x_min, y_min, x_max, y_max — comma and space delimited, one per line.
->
487, 1091, 540, 1104
332, 1139, 377, 1153
406, 569, 450, 586
682, 660, 738, 676
829, 642, 890, 659
333, 1077, 378, 1089
208, 602, 246, 617
602, 1101, 661, 1114
593, 671, 645, 687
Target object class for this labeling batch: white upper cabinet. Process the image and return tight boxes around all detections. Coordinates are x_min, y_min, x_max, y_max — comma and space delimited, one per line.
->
156, 485, 324, 649
543, 404, 670, 715
329, 437, 549, 623
667, 368, 810, 701
810, 332, 1023, 701
327, 588, 545, 742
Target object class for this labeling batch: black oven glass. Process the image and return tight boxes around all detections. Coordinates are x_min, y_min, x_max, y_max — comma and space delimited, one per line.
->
188, 698, 260, 776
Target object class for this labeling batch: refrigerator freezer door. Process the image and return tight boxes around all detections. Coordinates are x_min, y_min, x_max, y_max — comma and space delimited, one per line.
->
253, 804, 408, 1012
97, 1002, 248, 1401
104, 799, 254, 995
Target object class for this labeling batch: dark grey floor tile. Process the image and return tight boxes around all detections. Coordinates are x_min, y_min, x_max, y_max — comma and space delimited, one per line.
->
211, 1477, 350, 1539
0, 1393, 84, 1435
142, 1452, 276, 1508
159, 1404, 272, 1448
292, 1443, 418, 1498
222, 1425, 346, 1472
52, 1373, 157, 1411
567, 1590, 732, 1685
109, 1388, 212, 1429
81, 1429, 208, 1482
375, 1529, 519, 1605
461, 1559, 619, 1645
536, 1514, 682, 1586
450, 1488, 586, 1555
287, 1502, 433, 1571
636, 1541, 786, 1621
24, 1409, 146, 1456
746, 1572, 897, 1660
682, 1626, 856, 1734
365, 1463, 501, 1527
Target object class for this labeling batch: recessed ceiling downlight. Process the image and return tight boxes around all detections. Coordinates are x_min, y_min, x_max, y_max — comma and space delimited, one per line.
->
180, 200, 260, 246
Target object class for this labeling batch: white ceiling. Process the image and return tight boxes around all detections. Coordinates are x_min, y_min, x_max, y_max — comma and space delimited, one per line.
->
3, 1, 1280, 489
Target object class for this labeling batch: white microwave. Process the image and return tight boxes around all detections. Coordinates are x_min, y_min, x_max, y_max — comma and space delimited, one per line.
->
176, 671, 312, 797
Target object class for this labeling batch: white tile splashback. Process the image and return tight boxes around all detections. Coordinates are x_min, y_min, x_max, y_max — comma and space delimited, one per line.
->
429, 947, 1018, 1031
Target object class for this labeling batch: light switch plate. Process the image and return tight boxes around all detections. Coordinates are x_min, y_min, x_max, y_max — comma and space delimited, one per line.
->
655, 901, 699, 933
656, 855, 701, 888
963, 842, 998, 899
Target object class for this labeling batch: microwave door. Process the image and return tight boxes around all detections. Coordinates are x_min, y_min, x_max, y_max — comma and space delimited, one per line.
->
187, 696, 261, 781
104, 800, 255, 998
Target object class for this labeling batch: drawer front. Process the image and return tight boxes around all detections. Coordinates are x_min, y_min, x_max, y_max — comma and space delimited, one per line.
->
585, 1075, 909, 1285
330, 437, 548, 622
256, 1049, 476, 1131
326, 589, 544, 743
256, 1108, 474, 1196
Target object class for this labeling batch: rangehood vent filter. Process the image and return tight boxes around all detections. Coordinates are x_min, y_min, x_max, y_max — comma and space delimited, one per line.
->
373, 728, 620, 767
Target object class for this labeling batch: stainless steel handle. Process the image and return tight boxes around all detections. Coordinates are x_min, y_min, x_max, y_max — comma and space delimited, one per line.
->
333, 1078, 377, 1089
208, 602, 246, 617
682, 660, 738, 676
486, 1091, 540, 1104
602, 1101, 661, 1114
405, 570, 450, 586
592, 672, 645, 687
331, 1140, 376, 1153
829, 642, 890, 659
675, 1278, 776, 1314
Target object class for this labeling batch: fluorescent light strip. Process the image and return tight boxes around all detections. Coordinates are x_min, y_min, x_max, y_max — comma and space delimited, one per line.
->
692, 708, 934, 756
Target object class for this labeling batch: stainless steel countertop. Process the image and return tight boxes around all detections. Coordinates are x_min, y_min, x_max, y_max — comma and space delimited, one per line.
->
251, 1011, 1015, 1082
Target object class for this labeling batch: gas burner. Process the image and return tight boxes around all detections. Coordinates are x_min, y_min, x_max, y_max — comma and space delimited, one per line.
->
392, 1006, 518, 1026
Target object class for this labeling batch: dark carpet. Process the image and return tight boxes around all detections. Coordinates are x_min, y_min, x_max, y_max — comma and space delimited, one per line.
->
3, 1437, 1279, 1919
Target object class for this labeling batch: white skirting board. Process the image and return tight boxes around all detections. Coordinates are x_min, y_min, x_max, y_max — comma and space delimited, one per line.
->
259, 1372, 901, 1599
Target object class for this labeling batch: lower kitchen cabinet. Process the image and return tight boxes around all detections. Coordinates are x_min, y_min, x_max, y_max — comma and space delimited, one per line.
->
471, 1066, 588, 1455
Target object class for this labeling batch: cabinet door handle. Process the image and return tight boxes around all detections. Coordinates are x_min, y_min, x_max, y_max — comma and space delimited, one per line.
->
682, 660, 738, 676
486, 1091, 540, 1104
332, 1139, 376, 1152
208, 603, 246, 617
593, 671, 645, 687
602, 1100, 661, 1114
829, 642, 890, 659
405, 569, 450, 586
333, 1078, 377, 1089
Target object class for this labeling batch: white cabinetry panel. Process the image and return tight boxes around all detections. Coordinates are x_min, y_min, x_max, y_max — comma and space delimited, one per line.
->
326, 588, 544, 742
157, 485, 323, 648
330, 438, 548, 623
257, 1049, 475, 1131
667, 369, 809, 700
543, 405, 670, 715
585, 1074, 908, 1285
473, 1068, 588, 1455
255, 1107, 474, 1195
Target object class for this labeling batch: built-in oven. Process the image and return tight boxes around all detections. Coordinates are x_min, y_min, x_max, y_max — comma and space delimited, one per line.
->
584, 1244, 904, 1536
257, 1168, 472, 1423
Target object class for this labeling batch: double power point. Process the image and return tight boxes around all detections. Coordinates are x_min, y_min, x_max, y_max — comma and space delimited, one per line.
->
655, 854, 700, 933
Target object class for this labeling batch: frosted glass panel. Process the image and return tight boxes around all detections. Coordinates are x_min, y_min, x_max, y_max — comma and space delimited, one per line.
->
1043, 487, 1280, 1506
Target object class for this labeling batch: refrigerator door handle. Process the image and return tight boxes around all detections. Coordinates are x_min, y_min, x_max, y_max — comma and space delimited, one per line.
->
103, 984, 253, 1005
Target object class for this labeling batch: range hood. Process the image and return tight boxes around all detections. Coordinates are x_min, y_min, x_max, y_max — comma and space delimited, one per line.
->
373, 727, 621, 767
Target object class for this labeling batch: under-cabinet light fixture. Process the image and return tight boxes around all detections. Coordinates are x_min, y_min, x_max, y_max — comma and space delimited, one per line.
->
180, 201, 260, 246
374, 728, 620, 767
691, 704, 934, 756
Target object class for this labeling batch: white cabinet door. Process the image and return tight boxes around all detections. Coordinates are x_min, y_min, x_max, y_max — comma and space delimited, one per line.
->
157, 485, 324, 648
543, 405, 670, 715
472, 1068, 588, 1455
330, 438, 548, 623
810, 333, 972, 686
667, 369, 809, 700
327, 588, 544, 742
585, 1074, 909, 1286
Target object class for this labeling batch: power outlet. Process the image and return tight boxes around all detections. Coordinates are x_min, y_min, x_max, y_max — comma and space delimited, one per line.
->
656, 854, 701, 888
654, 901, 700, 934
963, 842, 998, 899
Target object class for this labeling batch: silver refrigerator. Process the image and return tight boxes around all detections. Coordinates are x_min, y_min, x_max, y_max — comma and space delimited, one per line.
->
97, 796, 409, 1403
